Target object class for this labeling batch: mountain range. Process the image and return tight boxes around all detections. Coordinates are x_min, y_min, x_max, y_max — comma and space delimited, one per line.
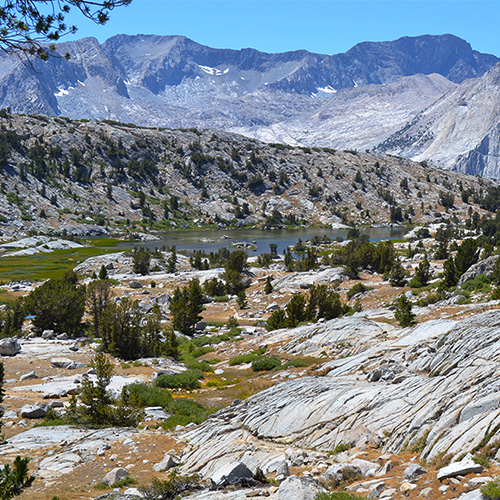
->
0, 33, 500, 176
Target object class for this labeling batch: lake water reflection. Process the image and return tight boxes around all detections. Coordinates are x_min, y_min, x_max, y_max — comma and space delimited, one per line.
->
119, 226, 407, 256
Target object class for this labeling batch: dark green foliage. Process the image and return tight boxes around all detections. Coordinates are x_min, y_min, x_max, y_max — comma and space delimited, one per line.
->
266, 285, 344, 331
155, 369, 203, 390
237, 290, 247, 309
0, 299, 25, 338
442, 256, 458, 288
86, 279, 111, 338
395, 294, 416, 327
99, 299, 166, 360
481, 480, 500, 500
170, 279, 205, 336
132, 247, 151, 275
266, 308, 287, 331
454, 238, 479, 276
65, 353, 143, 427
410, 255, 431, 288
439, 191, 455, 209
264, 275, 273, 294
346, 283, 369, 299
251, 356, 281, 371
98, 264, 108, 280
140, 472, 200, 500
224, 250, 248, 295
167, 246, 177, 273
24, 276, 85, 335
286, 293, 307, 327
203, 278, 226, 297
389, 259, 407, 287
0, 457, 35, 500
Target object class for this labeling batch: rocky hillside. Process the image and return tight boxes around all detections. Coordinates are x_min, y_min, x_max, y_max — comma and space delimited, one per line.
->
0, 112, 493, 239
0, 34, 495, 153
377, 62, 500, 178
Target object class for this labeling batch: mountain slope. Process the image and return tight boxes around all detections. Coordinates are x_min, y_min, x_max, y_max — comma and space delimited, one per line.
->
377, 62, 500, 177
232, 73, 456, 149
0, 113, 491, 240
0, 33, 494, 150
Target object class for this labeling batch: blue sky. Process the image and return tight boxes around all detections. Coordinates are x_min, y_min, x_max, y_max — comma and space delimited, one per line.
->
65, 1, 500, 57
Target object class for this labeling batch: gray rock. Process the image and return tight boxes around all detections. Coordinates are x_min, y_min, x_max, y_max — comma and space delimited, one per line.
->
211, 461, 254, 486
50, 358, 86, 369
404, 463, 427, 480
103, 467, 128, 486
437, 455, 483, 480
195, 321, 207, 331
278, 476, 324, 500
153, 453, 176, 472
3, 410, 17, 419
368, 482, 386, 498
20, 371, 38, 381
458, 255, 499, 285
0, 337, 21, 356
41, 330, 55, 339
56, 333, 69, 340
267, 303, 280, 312
276, 461, 290, 478
129, 281, 143, 289
20, 403, 49, 418
323, 463, 362, 483
457, 490, 485, 500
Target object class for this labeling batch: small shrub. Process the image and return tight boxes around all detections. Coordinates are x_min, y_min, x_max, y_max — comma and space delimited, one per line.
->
155, 369, 203, 390
251, 356, 281, 371
327, 442, 352, 455
140, 472, 200, 500
315, 493, 366, 500
127, 383, 173, 408
346, 283, 371, 300
481, 480, 500, 500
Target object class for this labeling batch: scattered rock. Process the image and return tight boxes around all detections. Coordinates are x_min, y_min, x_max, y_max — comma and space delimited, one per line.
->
129, 281, 143, 289
211, 461, 254, 487
153, 453, 176, 472
437, 454, 484, 480
278, 476, 325, 500
50, 358, 86, 369
404, 463, 427, 480
20, 403, 49, 419
103, 467, 128, 486
3, 410, 17, 419
20, 371, 38, 381
41, 330, 55, 339
0, 337, 21, 356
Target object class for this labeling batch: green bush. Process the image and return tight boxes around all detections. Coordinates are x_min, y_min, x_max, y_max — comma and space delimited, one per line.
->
481, 480, 500, 499
346, 283, 371, 299
229, 348, 267, 366
140, 472, 200, 500
155, 369, 203, 390
315, 493, 366, 500
251, 356, 281, 371
127, 383, 173, 408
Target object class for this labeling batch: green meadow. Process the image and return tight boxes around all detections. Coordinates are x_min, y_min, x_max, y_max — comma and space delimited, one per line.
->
0, 244, 123, 283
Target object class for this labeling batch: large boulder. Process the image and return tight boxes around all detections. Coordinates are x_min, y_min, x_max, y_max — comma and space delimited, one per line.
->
210, 461, 254, 487
20, 403, 49, 419
437, 454, 483, 480
0, 337, 21, 356
278, 476, 325, 500
102, 467, 128, 486
153, 453, 176, 472
458, 255, 499, 285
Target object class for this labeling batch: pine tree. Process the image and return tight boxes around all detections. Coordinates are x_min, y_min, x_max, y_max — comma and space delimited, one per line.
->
167, 246, 177, 273
395, 294, 416, 327
264, 276, 273, 295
